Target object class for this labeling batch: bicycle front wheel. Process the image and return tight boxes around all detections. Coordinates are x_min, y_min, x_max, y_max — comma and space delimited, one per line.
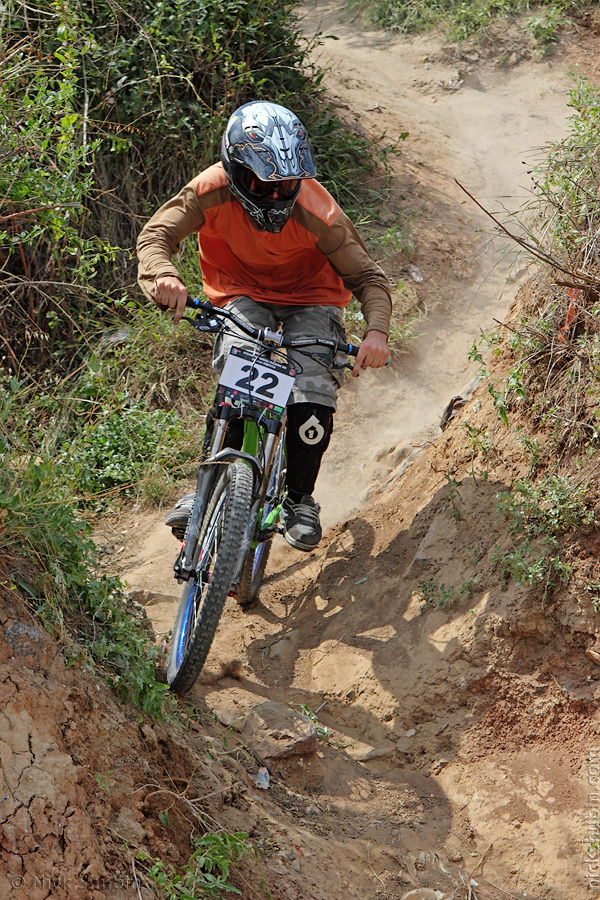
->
166, 460, 253, 693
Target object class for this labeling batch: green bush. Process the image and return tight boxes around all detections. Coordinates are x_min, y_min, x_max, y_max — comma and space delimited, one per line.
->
496, 474, 595, 539
0, 455, 170, 718
1, 0, 395, 374
533, 74, 600, 259
64, 405, 193, 497
138, 830, 251, 898
0, 2, 118, 369
493, 475, 595, 596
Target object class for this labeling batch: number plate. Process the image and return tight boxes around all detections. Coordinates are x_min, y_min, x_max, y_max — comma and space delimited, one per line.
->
218, 347, 295, 411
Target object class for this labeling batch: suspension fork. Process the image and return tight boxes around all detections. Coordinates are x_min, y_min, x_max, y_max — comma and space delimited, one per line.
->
174, 402, 235, 582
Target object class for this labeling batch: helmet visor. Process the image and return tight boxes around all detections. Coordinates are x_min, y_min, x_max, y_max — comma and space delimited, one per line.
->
240, 168, 300, 200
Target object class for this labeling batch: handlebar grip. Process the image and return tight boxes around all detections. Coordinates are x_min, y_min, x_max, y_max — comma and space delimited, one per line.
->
186, 296, 204, 310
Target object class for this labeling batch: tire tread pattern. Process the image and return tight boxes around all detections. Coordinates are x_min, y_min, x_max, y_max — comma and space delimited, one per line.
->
167, 460, 253, 693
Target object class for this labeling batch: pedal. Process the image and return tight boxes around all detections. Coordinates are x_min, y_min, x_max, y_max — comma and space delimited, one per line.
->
255, 525, 283, 542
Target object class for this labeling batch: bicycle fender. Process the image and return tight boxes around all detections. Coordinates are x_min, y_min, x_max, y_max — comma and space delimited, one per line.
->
207, 449, 262, 487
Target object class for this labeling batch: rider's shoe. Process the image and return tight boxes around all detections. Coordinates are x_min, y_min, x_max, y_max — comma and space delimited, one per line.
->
165, 493, 195, 540
280, 495, 322, 552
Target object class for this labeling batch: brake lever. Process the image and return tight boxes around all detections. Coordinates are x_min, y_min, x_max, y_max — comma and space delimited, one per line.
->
339, 356, 391, 374
182, 310, 221, 332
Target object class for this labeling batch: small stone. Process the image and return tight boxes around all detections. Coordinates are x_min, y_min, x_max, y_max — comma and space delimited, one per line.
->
114, 808, 146, 845
215, 708, 243, 732
400, 889, 445, 900
586, 647, 600, 665
3, 622, 49, 655
140, 724, 158, 749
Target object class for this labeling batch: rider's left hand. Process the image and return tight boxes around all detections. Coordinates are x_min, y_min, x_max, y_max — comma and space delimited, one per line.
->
353, 330, 389, 376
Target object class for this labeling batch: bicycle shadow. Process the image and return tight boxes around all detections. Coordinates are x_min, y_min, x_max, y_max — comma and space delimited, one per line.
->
209, 473, 506, 750
242, 475, 500, 709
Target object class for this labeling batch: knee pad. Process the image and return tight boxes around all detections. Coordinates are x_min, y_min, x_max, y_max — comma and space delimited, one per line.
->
286, 403, 334, 453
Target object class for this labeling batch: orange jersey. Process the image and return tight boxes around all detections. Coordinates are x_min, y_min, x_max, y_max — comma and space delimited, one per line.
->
137, 163, 392, 334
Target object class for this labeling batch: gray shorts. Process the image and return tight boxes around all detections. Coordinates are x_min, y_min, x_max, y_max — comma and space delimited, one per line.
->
212, 296, 347, 410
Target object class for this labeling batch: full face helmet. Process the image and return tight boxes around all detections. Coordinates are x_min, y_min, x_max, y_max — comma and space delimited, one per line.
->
221, 101, 317, 233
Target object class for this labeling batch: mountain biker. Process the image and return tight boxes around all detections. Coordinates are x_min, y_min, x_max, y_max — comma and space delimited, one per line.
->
136, 100, 392, 552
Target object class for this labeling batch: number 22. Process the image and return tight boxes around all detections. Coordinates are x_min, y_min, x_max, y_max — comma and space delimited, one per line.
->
235, 365, 279, 399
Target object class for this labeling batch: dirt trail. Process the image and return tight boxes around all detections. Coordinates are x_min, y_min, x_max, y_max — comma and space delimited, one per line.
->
305, 0, 571, 527
108, 7, 598, 900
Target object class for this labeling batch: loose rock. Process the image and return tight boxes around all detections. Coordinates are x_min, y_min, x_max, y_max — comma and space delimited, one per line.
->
242, 701, 317, 759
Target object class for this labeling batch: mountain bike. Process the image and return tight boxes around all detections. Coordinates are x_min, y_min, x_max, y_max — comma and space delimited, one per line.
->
165, 296, 360, 694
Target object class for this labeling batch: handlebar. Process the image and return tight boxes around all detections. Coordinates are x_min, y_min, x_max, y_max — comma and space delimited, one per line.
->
184, 296, 360, 357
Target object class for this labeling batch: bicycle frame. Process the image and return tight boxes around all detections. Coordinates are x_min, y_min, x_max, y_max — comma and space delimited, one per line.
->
174, 369, 288, 586
173, 296, 361, 586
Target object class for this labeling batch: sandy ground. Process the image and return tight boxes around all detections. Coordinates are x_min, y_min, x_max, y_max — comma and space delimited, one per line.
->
92, 6, 600, 900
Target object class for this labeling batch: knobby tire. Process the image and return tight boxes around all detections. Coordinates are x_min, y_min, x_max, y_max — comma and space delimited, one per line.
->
236, 540, 273, 608
235, 432, 286, 607
166, 460, 253, 693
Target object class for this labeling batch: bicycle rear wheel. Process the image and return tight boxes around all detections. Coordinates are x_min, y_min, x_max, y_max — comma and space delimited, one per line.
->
236, 435, 286, 607
236, 540, 273, 608
166, 460, 253, 693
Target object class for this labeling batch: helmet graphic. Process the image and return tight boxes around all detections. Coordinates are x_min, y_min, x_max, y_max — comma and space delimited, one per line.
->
221, 101, 317, 233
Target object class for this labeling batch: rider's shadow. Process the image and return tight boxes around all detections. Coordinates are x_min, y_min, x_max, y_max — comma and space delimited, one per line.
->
241, 475, 511, 751
255, 514, 382, 624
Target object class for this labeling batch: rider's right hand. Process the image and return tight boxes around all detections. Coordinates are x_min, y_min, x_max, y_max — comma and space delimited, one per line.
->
154, 275, 188, 324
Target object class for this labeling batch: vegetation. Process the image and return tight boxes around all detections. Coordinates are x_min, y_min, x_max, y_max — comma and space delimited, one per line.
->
1, 0, 397, 374
0, 452, 171, 719
137, 830, 251, 898
446, 75, 600, 601
418, 575, 483, 612
498, 77, 600, 456
350, 0, 591, 44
